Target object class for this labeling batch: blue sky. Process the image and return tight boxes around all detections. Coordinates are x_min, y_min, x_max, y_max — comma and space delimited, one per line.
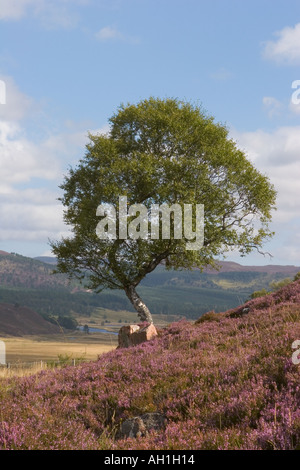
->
1, 0, 300, 266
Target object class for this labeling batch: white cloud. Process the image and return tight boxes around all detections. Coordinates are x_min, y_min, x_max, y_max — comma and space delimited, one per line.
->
0, 121, 60, 184
272, 230, 300, 263
0, 185, 69, 245
0, 75, 105, 249
210, 67, 234, 81
95, 25, 139, 44
262, 96, 283, 118
0, 75, 34, 121
0, 118, 100, 244
95, 26, 123, 41
261, 86, 300, 118
230, 125, 300, 264
0, 0, 38, 20
0, 202, 65, 235
230, 126, 300, 224
289, 100, 300, 115
231, 126, 300, 167
32, 0, 79, 30
0, 77, 105, 185
263, 23, 300, 65
0, 0, 90, 28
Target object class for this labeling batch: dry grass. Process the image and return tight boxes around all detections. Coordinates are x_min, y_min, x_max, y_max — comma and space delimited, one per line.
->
0, 362, 49, 378
0, 330, 118, 377
0, 314, 174, 379
5, 338, 116, 363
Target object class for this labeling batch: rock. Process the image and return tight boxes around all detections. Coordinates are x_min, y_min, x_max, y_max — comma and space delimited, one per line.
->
118, 323, 158, 348
118, 413, 166, 439
242, 307, 250, 314
131, 323, 158, 345
117, 324, 140, 348
228, 306, 251, 318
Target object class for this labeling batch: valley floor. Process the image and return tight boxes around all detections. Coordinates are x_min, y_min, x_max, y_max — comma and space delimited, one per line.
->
1, 332, 118, 363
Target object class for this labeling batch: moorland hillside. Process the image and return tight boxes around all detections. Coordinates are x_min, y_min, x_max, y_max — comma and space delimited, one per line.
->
0, 278, 300, 449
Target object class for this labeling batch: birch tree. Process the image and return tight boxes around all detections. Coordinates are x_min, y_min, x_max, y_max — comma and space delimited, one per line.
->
51, 97, 276, 324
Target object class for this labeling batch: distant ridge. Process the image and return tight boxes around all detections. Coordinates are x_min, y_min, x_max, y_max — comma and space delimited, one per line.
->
33, 256, 300, 274
0, 250, 299, 321
0, 251, 75, 290
1, 250, 299, 273
0, 250, 9, 256
204, 261, 300, 275
33, 256, 57, 265
0, 303, 60, 336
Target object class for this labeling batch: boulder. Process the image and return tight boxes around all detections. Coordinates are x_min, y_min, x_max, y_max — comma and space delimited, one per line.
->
118, 323, 158, 348
118, 412, 166, 439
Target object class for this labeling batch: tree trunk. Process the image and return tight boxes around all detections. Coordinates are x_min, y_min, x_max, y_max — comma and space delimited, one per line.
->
124, 285, 154, 324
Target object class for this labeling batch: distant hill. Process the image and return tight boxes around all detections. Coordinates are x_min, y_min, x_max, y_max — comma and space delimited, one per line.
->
0, 252, 95, 326
33, 256, 57, 265
0, 252, 76, 290
203, 260, 300, 275
33, 255, 300, 274
0, 303, 60, 336
137, 262, 300, 317
0, 250, 300, 321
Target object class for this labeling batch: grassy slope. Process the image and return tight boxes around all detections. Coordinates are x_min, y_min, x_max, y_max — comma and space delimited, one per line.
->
0, 279, 300, 450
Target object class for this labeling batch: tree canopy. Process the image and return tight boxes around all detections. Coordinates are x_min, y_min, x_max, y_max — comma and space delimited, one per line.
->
51, 97, 276, 323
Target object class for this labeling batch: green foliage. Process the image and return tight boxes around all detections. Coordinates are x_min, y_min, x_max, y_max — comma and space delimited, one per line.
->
47, 353, 85, 368
269, 278, 292, 292
57, 354, 74, 365
57, 315, 78, 330
194, 310, 221, 324
250, 277, 294, 300
250, 288, 269, 299
51, 97, 276, 318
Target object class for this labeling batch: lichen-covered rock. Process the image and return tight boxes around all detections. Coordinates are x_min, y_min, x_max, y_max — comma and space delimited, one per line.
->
118, 413, 166, 439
